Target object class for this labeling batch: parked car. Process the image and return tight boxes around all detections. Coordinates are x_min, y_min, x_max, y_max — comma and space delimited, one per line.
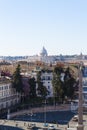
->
48, 124, 55, 130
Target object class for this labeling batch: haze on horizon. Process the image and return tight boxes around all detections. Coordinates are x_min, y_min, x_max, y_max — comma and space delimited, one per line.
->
0, 0, 87, 56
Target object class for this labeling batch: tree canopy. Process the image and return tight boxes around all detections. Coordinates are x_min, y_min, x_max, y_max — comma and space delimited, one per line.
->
52, 66, 76, 102
63, 67, 76, 99
12, 64, 23, 93
52, 66, 64, 102
28, 77, 36, 98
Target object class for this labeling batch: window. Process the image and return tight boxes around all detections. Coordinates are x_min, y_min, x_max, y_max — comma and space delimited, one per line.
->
1, 104, 3, 108
2, 92, 3, 97
11, 101, 13, 106
15, 100, 17, 104
48, 76, 50, 80
42, 76, 45, 80
83, 87, 87, 91
6, 102, 8, 107
83, 70, 87, 77
4, 86, 8, 89
84, 94, 87, 99
48, 86, 50, 89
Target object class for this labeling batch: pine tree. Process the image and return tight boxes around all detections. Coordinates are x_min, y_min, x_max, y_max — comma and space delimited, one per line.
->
64, 67, 76, 100
28, 77, 36, 98
52, 66, 64, 103
12, 64, 23, 93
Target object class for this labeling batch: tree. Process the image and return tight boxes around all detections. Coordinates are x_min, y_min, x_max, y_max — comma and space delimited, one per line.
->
52, 66, 64, 103
63, 67, 76, 100
52, 66, 76, 103
37, 71, 49, 99
28, 77, 36, 98
12, 64, 23, 94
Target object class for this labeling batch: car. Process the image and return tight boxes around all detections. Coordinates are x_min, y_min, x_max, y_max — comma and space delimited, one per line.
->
43, 123, 48, 130
43, 123, 48, 127
48, 124, 55, 130
72, 115, 78, 121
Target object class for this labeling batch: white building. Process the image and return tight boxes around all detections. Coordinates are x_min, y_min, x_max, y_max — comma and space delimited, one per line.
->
31, 68, 54, 98
40, 71, 53, 97
0, 78, 20, 110
32, 68, 66, 98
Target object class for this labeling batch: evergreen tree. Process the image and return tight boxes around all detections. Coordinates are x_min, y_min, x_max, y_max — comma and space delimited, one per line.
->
12, 64, 23, 93
52, 66, 64, 102
52, 66, 76, 103
28, 77, 36, 98
63, 67, 76, 100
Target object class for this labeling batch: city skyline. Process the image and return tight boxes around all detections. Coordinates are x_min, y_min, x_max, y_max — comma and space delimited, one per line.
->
0, 0, 87, 56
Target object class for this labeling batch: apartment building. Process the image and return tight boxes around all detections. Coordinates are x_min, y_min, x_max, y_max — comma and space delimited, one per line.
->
0, 77, 20, 110
40, 70, 53, 97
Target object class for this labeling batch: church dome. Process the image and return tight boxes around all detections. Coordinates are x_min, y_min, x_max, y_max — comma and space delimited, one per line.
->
40, 47, 48, 56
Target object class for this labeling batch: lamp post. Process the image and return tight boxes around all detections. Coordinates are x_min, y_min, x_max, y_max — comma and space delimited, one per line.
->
30, 110, 33, 122
77, 62, 84, 130
7, 108, 10, 120
44, 99, 46, 124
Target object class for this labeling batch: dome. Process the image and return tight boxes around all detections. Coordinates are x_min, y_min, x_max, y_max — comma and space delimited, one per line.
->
40, 47, 48, 56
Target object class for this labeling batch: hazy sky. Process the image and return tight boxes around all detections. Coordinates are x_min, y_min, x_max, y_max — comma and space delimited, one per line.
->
0, 0, 87, 56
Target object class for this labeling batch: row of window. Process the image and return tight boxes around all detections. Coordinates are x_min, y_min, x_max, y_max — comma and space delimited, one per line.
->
41, 76, 52, 80
0, 99, 18, 109
43, 81, 51, 84
0, 91, 11, 97
0, 85, 9, 91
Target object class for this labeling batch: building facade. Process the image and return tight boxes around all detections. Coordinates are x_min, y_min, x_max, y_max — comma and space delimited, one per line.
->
0, 78, 20, 110
41, 71, 53, 97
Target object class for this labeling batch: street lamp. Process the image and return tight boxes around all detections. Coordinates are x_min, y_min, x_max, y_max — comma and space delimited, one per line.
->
44, 99, 46, 124
77, 62, 84, 130
7, 108, 10, 120
43, 99, 49, 127
27, 110, 36, 124
30, 110, 33, 122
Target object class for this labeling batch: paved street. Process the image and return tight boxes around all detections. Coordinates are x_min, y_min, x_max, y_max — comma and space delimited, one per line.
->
0, 104, 87, 130
0, 114, 87, 130
0, 119, 68, 130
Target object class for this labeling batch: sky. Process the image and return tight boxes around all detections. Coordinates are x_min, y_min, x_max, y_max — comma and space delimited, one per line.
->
0, 0, 87, 56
